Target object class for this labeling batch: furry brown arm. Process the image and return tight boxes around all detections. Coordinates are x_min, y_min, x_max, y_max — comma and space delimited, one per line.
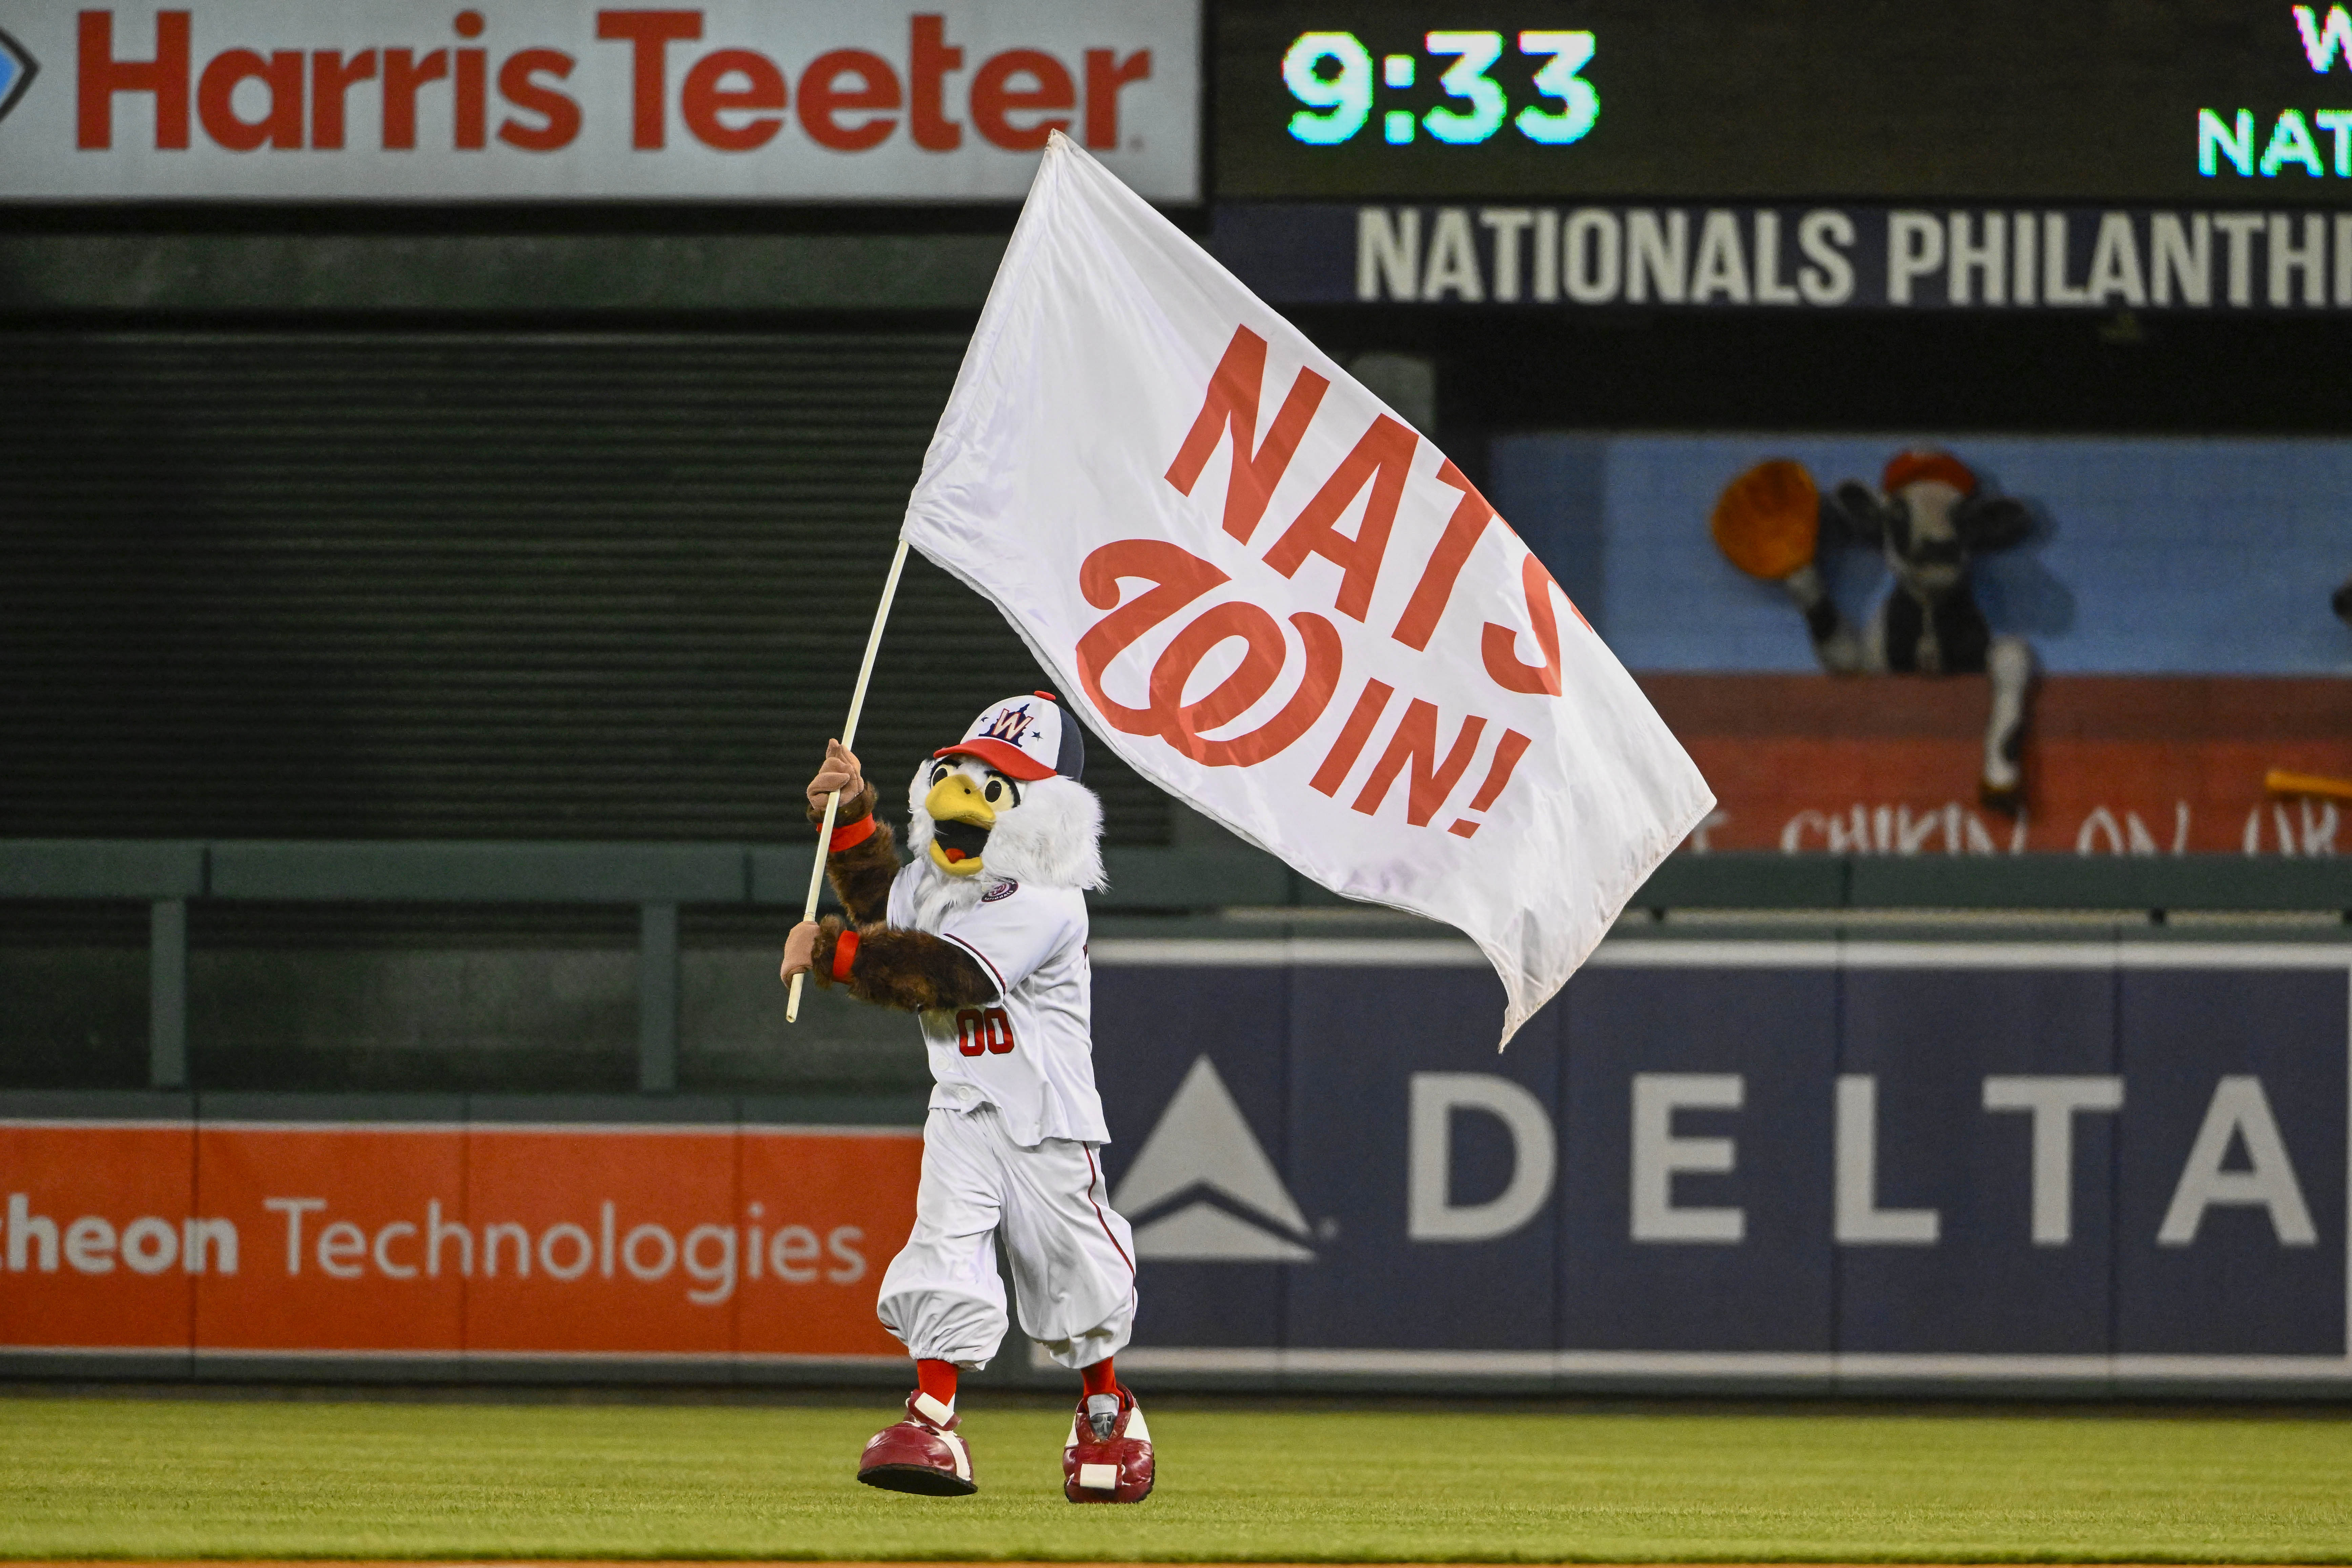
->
810, 915, 996, 1012
807, 782, 897, 926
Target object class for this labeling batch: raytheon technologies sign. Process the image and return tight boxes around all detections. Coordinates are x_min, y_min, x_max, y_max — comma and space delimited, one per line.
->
0, 3, 1199, 201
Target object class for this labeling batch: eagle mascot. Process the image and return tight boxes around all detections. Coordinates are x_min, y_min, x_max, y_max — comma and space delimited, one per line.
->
780, 693, 1153, 1504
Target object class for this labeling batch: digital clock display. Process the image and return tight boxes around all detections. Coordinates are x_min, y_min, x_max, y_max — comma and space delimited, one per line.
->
1219, 1, 2352, 204
1282, 30, 1596, 148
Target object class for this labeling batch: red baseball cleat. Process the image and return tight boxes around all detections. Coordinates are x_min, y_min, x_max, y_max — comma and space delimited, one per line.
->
857, 1391, 977, 1497
1062, 1385, 1154, 1503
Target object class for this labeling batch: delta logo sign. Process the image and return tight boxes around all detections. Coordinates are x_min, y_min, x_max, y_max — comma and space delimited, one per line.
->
0, 2, 1199, 201
1088, 944, 2352, 1385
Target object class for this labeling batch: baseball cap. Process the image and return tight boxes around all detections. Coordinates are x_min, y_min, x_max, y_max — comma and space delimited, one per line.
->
935, 692, 1085, 782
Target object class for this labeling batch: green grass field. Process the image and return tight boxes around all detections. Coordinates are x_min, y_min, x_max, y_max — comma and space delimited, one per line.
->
4, 1395, 2350, 1562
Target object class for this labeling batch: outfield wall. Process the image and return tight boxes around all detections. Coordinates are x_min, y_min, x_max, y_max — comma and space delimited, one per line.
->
1092, 937, 2351, 1395
4, 936, 2348, 1394
0, 1118, 920, 1380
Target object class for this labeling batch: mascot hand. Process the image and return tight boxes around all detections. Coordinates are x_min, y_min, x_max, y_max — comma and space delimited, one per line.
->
779, 920, 821, 985
806, 739, 865, 816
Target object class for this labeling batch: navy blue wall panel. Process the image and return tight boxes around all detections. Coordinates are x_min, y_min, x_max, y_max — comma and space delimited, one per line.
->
1557, 967, 1836, 1352
1282, 967, 1561, 1350
1836, 967, 2117, 1354
2113, 967, 2346, 1356
1090, 951, 2348, 1376
1092, 966, 1293, 1350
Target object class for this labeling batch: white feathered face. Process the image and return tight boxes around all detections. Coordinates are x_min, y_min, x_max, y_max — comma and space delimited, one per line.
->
904, 755, 1105, 892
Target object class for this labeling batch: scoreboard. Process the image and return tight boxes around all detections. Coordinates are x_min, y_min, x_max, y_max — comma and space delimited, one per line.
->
1217, 1, 2352, 202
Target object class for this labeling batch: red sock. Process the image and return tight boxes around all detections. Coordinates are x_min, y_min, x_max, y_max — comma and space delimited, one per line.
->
1080, 1356, 1116, 1398
916, 1359, 958, 1406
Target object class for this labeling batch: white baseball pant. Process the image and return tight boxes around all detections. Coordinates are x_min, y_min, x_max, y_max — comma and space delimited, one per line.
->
877, 1103, 1137, 1371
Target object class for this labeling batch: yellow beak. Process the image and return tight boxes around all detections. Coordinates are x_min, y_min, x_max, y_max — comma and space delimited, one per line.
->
924, 774, 994, 876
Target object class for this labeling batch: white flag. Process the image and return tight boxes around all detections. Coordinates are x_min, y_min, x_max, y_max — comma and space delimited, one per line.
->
901, 134, 1714, 1044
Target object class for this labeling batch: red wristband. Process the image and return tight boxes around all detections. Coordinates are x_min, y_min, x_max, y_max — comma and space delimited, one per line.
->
830, 928, 860, 982
829, 813, 878, 853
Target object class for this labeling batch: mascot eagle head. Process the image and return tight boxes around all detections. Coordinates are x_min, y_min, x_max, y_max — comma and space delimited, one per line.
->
903, 693, 1105, 912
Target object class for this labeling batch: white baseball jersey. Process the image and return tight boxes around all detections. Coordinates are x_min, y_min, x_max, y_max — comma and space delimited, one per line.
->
886, 867, 1106, 1148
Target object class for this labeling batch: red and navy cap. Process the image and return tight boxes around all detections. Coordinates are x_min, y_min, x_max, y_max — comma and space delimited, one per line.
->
935, 692, 1085, 782
1882, 449, 1978, 497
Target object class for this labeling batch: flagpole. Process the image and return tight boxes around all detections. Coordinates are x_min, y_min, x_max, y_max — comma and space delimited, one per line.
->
788, 535, 911, 1024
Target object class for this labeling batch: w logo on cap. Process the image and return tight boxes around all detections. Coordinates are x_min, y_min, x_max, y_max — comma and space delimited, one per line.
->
979, 703, 1038, 746
0, 29, 38, 125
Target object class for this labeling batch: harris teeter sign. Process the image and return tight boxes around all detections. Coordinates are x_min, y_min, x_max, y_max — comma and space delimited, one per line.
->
0, 2, 1199, 202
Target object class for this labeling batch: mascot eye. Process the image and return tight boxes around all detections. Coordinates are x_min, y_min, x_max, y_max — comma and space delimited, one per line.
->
984, 779, 1005, 804
931, 764, 950, 786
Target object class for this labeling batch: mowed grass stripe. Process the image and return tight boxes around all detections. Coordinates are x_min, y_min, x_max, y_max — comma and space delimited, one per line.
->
3, 1398, 2349, 1562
